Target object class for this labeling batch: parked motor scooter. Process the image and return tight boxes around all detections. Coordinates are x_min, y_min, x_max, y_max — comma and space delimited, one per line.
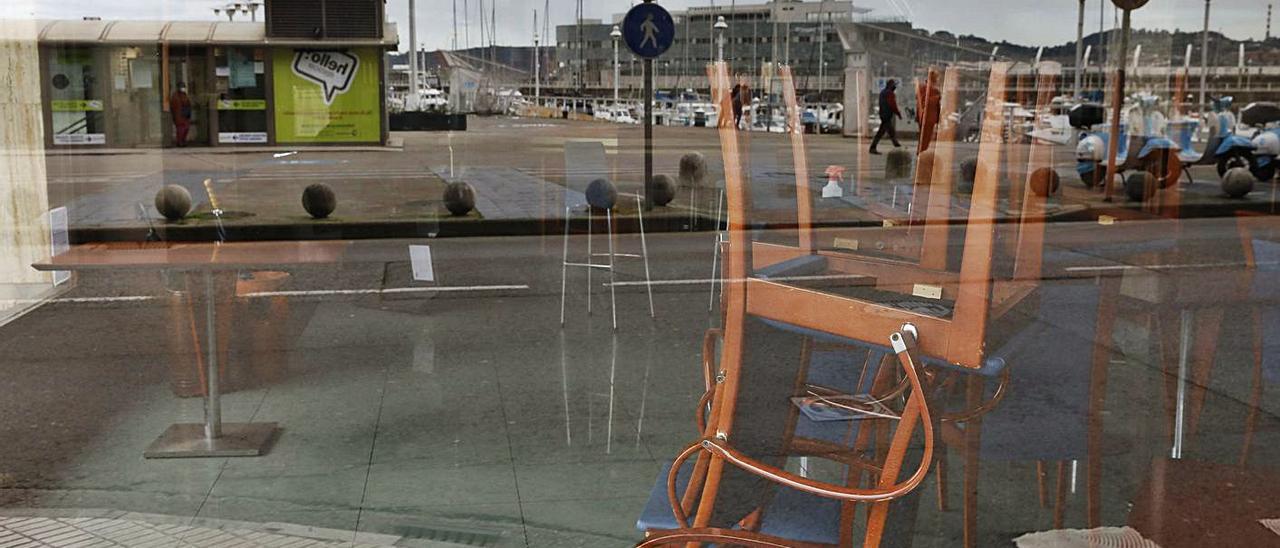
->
1242, 102, 1280, 183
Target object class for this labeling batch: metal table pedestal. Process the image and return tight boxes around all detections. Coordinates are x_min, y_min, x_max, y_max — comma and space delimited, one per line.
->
144, 270, 279, 458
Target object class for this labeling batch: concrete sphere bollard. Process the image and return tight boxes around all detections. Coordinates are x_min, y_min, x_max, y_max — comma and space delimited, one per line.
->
443, 182, 476, 216
154, 184, 192, 221
678, 152, 708, 186
1028, 167, 1061, 197
585, 178, 618, 210
651, 174, 676, 206
957, 156, 979, 193
1124, 171, 1157, 202
885, 149, 913, 179
301, 183, 337, 218
1221, 167, 1256, 199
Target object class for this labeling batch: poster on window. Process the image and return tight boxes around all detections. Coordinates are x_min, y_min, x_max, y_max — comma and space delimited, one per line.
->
229, 49, 257, 89
272, 47, 380, 143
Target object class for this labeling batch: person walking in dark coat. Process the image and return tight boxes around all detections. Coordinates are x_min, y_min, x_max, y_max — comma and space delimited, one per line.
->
869, 79, 902, 154
730, 83, 745, 129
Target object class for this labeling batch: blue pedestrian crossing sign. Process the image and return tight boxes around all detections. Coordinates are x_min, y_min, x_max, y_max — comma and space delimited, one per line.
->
623, 2, 675, 59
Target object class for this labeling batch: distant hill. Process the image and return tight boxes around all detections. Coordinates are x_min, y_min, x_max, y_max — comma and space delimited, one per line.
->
940, 28, 1278, 67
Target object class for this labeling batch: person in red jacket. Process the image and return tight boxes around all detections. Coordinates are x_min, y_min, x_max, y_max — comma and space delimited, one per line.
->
169, 83, 192, 147
869, 79, 902, 154
916, 73, 942, 152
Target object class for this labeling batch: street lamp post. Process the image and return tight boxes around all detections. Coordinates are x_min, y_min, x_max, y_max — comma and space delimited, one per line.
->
611, 25, 622, 103
409, 0, 418, 107
1102, 0, 1150, 203
714, 15, 728, 63
534, 31, 541, 102
1200, 0, 1211, 113
1075, 0, 1086, 97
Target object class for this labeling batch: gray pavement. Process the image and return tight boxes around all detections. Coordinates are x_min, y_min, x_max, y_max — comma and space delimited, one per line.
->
433, 166, 586, 220
43, 116, 1280, 238
2, 219, 1280, 546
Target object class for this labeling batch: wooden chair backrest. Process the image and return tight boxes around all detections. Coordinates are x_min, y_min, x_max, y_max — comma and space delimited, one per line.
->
749, 61, 1065, 369
669, 62, 1065, 548
735, 61, 1024, 369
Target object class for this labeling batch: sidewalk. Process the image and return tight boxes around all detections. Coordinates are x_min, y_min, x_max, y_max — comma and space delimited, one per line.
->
43, 118, 1280, 242
45, 138, 405, 157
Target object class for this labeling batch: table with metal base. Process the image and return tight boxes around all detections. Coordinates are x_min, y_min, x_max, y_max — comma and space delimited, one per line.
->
34, 240, 350, 459
144, 270, 278, 458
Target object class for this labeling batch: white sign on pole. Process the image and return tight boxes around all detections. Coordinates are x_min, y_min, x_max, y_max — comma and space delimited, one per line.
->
49, 207, 70, 286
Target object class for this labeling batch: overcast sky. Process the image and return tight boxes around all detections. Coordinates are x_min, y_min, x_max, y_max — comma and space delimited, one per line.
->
16, 0, 1272, 50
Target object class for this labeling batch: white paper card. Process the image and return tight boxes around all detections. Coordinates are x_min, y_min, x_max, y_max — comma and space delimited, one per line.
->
49, 207, 70, 286
409, 245, 435, 282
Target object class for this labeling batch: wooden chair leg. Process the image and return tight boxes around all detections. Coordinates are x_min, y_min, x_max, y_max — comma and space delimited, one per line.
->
1154, 310, 1181, 442
1087, 276, 1118, 528
850, 357, 897, 546
1036, 461, 1048, 508
962, 377, 983, 548
1186, 307, 1224, 439
1242, 307, 1265, 466
1052, 461, 1068, 529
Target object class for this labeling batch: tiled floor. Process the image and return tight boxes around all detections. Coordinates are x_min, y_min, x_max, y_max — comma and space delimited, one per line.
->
0, 512, 405, 547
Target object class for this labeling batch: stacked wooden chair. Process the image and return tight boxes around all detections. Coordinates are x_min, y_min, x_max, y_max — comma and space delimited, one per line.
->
637, 57, 1126, 547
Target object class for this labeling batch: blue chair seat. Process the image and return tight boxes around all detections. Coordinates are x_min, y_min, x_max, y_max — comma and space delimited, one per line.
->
754, 254, 1006, 377
759, 253, 1101, 463
1179, 135, 1225, 165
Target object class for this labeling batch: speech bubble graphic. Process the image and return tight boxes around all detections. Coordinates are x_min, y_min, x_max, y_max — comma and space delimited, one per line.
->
291, 50, 360, 105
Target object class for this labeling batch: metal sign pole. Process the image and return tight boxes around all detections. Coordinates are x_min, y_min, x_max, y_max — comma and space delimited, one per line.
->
624, 0, 673, 212
645, 57, 654, 211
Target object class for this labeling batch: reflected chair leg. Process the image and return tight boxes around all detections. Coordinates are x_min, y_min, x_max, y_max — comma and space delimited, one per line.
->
587, 208, 593, 315
1154, 311, 1179, 442
1186, 307, 1224, 439
202, 271, 222, 439
1053, 461, 1068, 529
937, 448, 949, 512
183, 277, 209, 395
689, 185, 696, 228
962, 377, 983, 548
1172, 309, 1193, 459
708, 188, 724, 312
636, 195, 655, 318
607, 208, 617, 331
1087, 277, 1118, 528
560, 206, 570, 326
708, 234, 721, 312
1036, 461, 1048, 508
1242, 306, 1264, 466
